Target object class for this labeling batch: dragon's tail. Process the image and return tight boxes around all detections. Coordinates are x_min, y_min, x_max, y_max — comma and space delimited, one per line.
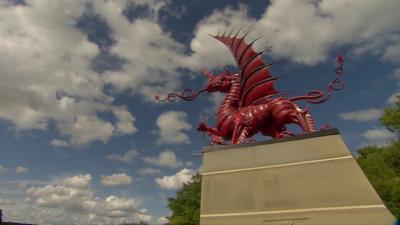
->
289, 54, 345, 104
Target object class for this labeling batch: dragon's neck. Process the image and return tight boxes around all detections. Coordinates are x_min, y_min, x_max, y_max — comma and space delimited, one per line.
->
219, 75, 241, 113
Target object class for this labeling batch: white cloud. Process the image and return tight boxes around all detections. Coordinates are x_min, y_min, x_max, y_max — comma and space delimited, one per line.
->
100, 173, 133, 187
50, 139, 69, 147
186, 6, 255, 70
27, 183, 95, 211
90, 0, 189, 100
134, 211, 152, 223
144, 150, 183, 168
137, 167, 161, 176
0, 1, 137, 146
157, 216, 169, 224
1, 0, 400, 149
382, 43, 400, 63
25, 173, 145, 224
156, 111, 192, 144
106, 149, 139, 163
16, 167, 29, 174
339, 108, 383, 122
62, 174, 92, 189
104, 195, 139, 211
387, 93, 400, 104
362, 128, 397, 146
113, 106, 137, 135
189, 0, 400, 66
155, 168, 195, 190
57, 115, 115, 146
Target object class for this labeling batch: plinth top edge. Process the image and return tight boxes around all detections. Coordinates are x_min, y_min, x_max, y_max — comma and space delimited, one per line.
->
203, 128, 340, 152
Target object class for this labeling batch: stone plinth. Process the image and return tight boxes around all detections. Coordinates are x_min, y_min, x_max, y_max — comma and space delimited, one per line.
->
200, 129, 396, 225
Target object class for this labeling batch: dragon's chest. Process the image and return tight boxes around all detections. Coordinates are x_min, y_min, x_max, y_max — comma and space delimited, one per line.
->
216, 105, 270, 138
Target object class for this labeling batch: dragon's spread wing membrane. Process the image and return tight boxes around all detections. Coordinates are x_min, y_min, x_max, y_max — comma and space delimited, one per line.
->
211, 30, 279, 106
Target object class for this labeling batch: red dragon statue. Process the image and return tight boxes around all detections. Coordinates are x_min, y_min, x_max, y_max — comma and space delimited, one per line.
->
156, 30, 345, 145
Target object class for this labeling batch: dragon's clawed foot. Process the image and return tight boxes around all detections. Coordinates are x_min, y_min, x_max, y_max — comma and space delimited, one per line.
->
197, 122, 208, 132
320, 124, 333, 130
275, 130, 294, 138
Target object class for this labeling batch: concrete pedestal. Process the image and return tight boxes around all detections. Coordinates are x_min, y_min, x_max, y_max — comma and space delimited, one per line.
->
200, 129, 396, 225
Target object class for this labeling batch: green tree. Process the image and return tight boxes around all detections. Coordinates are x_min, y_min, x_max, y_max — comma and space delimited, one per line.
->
357, 142, 400, 218
381, 95, 400, 135
166, 173, 201, 225
358, 95, 400, 219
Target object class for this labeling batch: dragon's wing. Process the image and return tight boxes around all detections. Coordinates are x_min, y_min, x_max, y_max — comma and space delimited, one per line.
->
212, 30, 279, 106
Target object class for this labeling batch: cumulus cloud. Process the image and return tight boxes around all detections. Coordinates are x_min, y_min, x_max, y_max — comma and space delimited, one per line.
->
57, 115, 115, 146
381, 42, 400, 63
137, 167, 161, 176
25, 173, 147, 224
62, 174, 92, 189
113, 107, 137, 134
27, 184, 93, 210
362, 128, 397, 146
106, 149, 139, 163
339, 108, 383, 122
185, 6, 254, 70
155, 168, 195, 190
2, 0, 398, 149
156, 111, 192, 144
144, 150, 183, 168
16, 167, 29, 174
157, 216, 169, 224
0, 1, 137, 146
100, 173, 133, 187
90, 0, 189, 100
189, 0, 400, 66
387, 93, 400, 104
50, 139, 69, 147
103, 195, 139, 211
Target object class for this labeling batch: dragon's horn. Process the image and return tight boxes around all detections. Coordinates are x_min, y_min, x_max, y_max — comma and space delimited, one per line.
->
199, 69, 214, 80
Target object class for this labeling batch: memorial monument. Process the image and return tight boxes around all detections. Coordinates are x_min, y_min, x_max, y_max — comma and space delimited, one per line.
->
157, 29, 397, 224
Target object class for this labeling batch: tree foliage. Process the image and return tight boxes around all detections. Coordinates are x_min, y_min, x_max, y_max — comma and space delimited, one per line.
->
358, 95, 400, 219
381, 96, 400, 135
357, 142, 400, 218
166, 173, 201, 225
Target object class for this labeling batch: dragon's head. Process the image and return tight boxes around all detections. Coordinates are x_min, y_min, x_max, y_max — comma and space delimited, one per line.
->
201, 69, 235, 93
155, 68, 237, 102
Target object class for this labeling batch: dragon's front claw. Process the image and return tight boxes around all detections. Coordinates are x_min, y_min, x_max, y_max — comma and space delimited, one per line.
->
320, 124, 333, 130
275, 130, 294, 138
197, 122, 208, 132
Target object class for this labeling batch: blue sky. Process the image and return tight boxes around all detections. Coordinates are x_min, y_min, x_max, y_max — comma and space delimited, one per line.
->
0, 0, 399, 224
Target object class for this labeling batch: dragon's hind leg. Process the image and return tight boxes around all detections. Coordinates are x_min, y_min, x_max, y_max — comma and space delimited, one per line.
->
268, 99, 316, 136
